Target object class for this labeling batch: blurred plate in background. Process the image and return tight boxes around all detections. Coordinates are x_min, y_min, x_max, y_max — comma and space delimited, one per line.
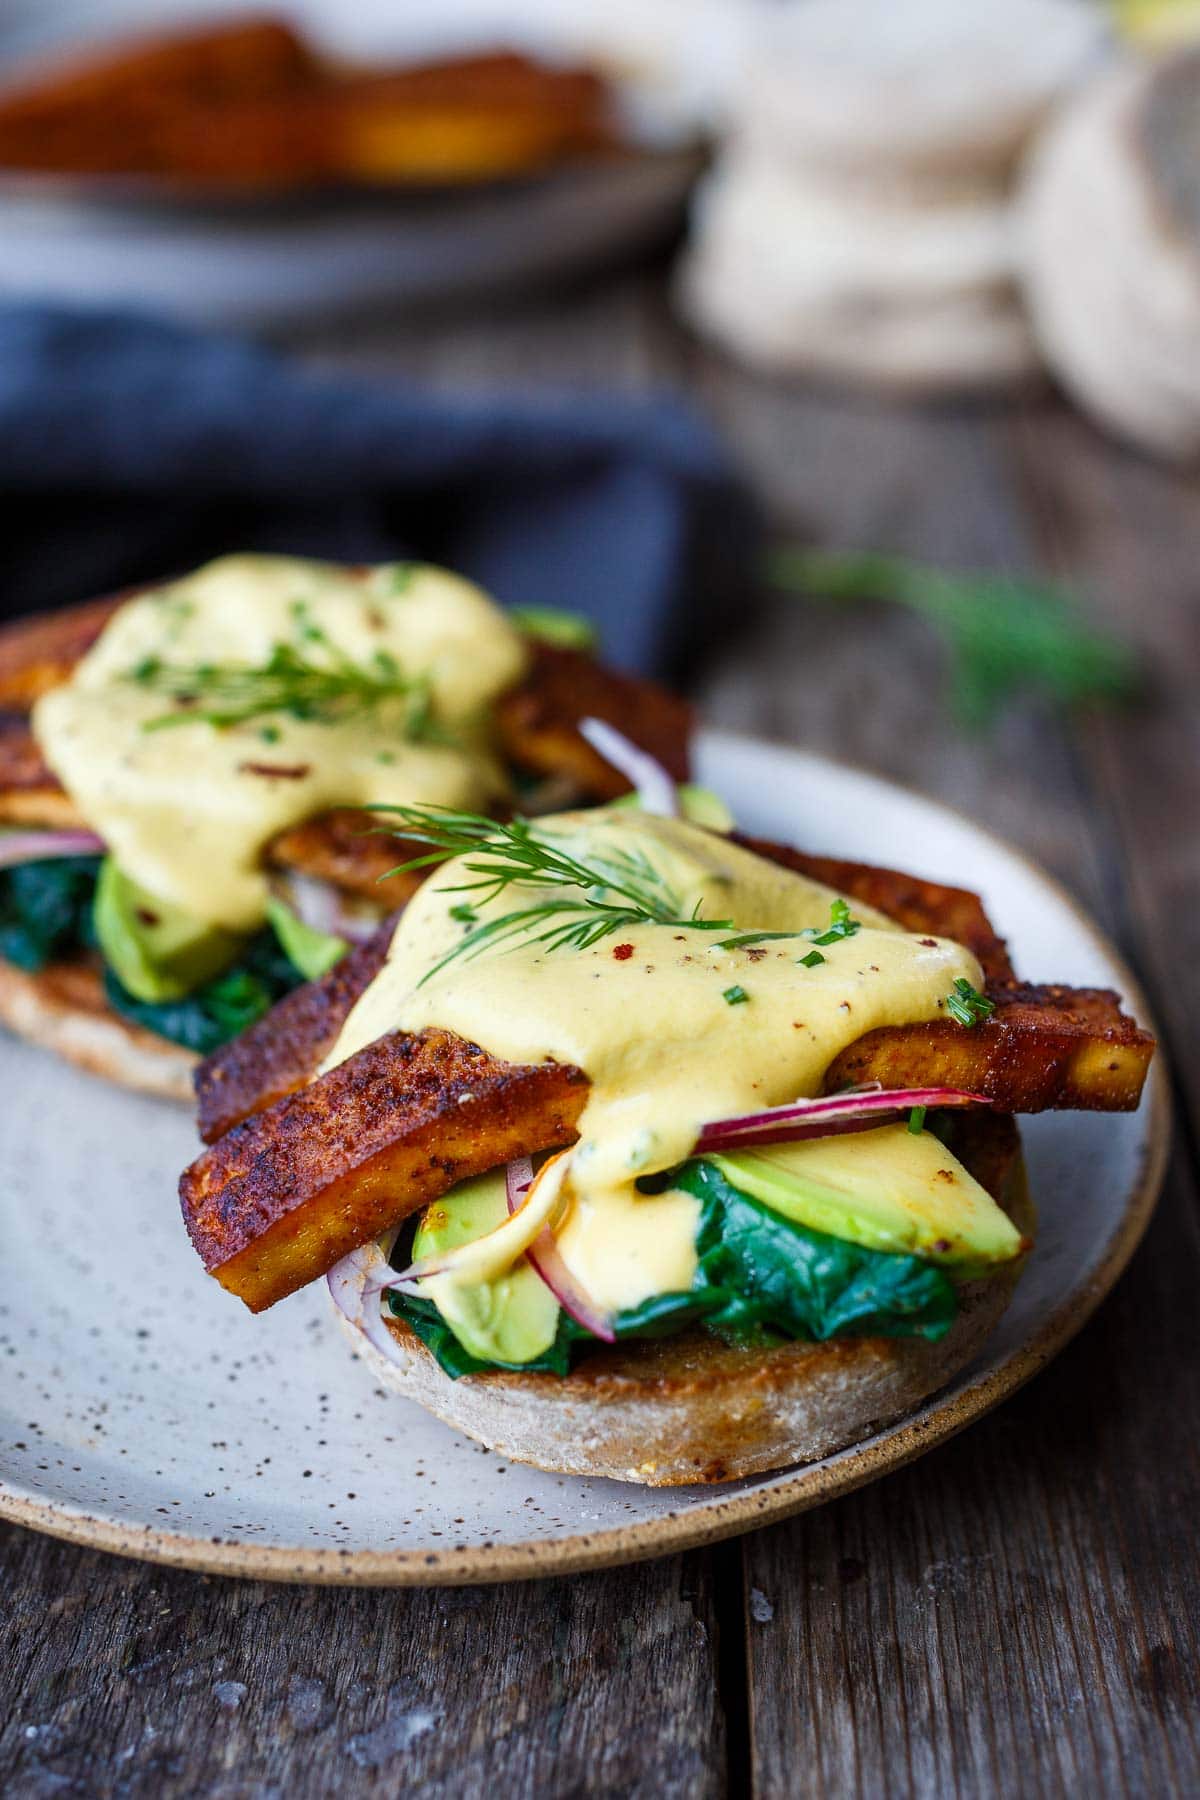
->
0, 145, 701, 327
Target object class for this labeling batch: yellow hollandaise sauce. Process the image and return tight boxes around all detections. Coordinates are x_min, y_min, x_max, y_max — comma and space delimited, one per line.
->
326, 810, 985, 1312
32, 555, 529, 932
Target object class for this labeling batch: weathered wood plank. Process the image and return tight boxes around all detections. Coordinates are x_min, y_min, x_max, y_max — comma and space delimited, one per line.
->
0, 1535, 727, 1799
1004, 403, 1200, 1144
686, 374, 1198, 1799
741, 1145, 1200, 1800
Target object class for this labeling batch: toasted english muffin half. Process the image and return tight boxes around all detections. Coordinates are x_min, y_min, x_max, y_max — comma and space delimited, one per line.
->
0, 956, 196, 1099
333, 1113, 1032, 1486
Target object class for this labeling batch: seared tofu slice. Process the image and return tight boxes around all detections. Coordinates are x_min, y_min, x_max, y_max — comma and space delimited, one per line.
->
181, 1028, 588, 1310
495, 643, 692, 800
182, 982, 1153, 1311
0, 596, 121, 708
825, 984, 1155, 1112
738, 836, 1015, 988
195, 922, 394, 1143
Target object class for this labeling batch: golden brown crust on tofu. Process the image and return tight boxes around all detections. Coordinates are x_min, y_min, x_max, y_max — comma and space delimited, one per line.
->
180, 1028, 589, 1311
0, 714, 84, 826
265, 811, 431, 908
495, 643, 693, 801
736, 835, 1015, 987
0, 597, 121, 708
825, 984, 1155, 1112
194, 921, 395, 1143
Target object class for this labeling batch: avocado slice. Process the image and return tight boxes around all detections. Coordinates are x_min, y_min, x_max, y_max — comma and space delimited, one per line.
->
94, 858, 245, 1004
707, 1123, 1026, 1276
413, 1171, 561, 1367
264, 895, 347, 982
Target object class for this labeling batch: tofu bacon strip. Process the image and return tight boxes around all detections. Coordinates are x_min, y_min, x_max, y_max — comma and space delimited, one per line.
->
182, 1029, 588, 1311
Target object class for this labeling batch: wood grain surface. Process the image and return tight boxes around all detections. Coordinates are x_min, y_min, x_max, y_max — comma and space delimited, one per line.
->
2, 274, 1197, 1798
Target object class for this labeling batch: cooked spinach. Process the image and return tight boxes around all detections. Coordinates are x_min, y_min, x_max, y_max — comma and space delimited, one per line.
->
0, 856, 101, 971
104, 928, 304, 1056
0, 854, 334, 1054
391, 1155, 959, 1380
677, 1158, 958, 1345
389, 1292, 581, 1379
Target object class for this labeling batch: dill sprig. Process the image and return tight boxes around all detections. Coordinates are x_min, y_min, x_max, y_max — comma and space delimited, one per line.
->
372, 809, 874, 984
128, 607, 447, 740
767, 547, 1141, 729
371, 805, 756, 983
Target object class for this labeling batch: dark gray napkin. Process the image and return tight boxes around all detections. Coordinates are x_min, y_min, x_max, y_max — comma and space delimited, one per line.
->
0, 304, 756, 675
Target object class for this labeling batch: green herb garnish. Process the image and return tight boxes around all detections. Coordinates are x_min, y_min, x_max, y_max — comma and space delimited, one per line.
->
718, 900, 861, 958
767, 547, 1141, 728
802, 898, 862, 946
510, 605, 599, 654
372, 805, 749, 984
385, 562, 417, 594
723, 985, 750, 1006
908, 1105, 927, 1135
129, 625, 448, 741
945, 978, 996, 1028
799, 949, 826, 968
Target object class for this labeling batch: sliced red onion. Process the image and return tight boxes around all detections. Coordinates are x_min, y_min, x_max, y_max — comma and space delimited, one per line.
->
333, 908, 380, 944
696, 1086, 990, 1152
505, 1156, 616, 1344
285, 871, 345, 938
578, 716, 678, 818
276, 871, 377, 944
326, 1229, 411, 1368
0, 828, 105, 869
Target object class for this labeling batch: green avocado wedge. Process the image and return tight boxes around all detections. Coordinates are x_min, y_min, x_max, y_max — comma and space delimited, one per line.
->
706, 1122, 1026, 1278
93, 858, 246, 1004
412, 1172, 561, 1369
264, 895, 347, 982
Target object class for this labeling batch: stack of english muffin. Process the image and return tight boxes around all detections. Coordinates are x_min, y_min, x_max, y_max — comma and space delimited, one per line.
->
679, 0, 1107, 393
1021, 43, 1200, 460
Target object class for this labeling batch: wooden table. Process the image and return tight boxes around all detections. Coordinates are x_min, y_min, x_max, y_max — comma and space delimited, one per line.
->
3, 273, 1197, 1799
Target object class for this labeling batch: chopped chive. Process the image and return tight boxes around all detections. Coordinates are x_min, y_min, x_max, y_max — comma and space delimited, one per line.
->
450, 903, 478, 924
799, 949, 826, 968
945, 978, 996, 1028
716, 930, 797, 950
722, 985, 750, 1006
908, 1105, 927, 1135
801, 897, 863, 948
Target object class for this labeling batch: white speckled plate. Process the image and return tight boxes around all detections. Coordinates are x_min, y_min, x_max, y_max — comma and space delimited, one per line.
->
0, 731, 1168, 1584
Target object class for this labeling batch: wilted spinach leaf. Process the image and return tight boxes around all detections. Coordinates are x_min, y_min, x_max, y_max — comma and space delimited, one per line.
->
0, 856, 101, 971
105, 928, 303, 1055
676, 1159, 958, 1344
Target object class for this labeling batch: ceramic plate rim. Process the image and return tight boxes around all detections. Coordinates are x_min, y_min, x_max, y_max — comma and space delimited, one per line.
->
0, 730, 1170, 1585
